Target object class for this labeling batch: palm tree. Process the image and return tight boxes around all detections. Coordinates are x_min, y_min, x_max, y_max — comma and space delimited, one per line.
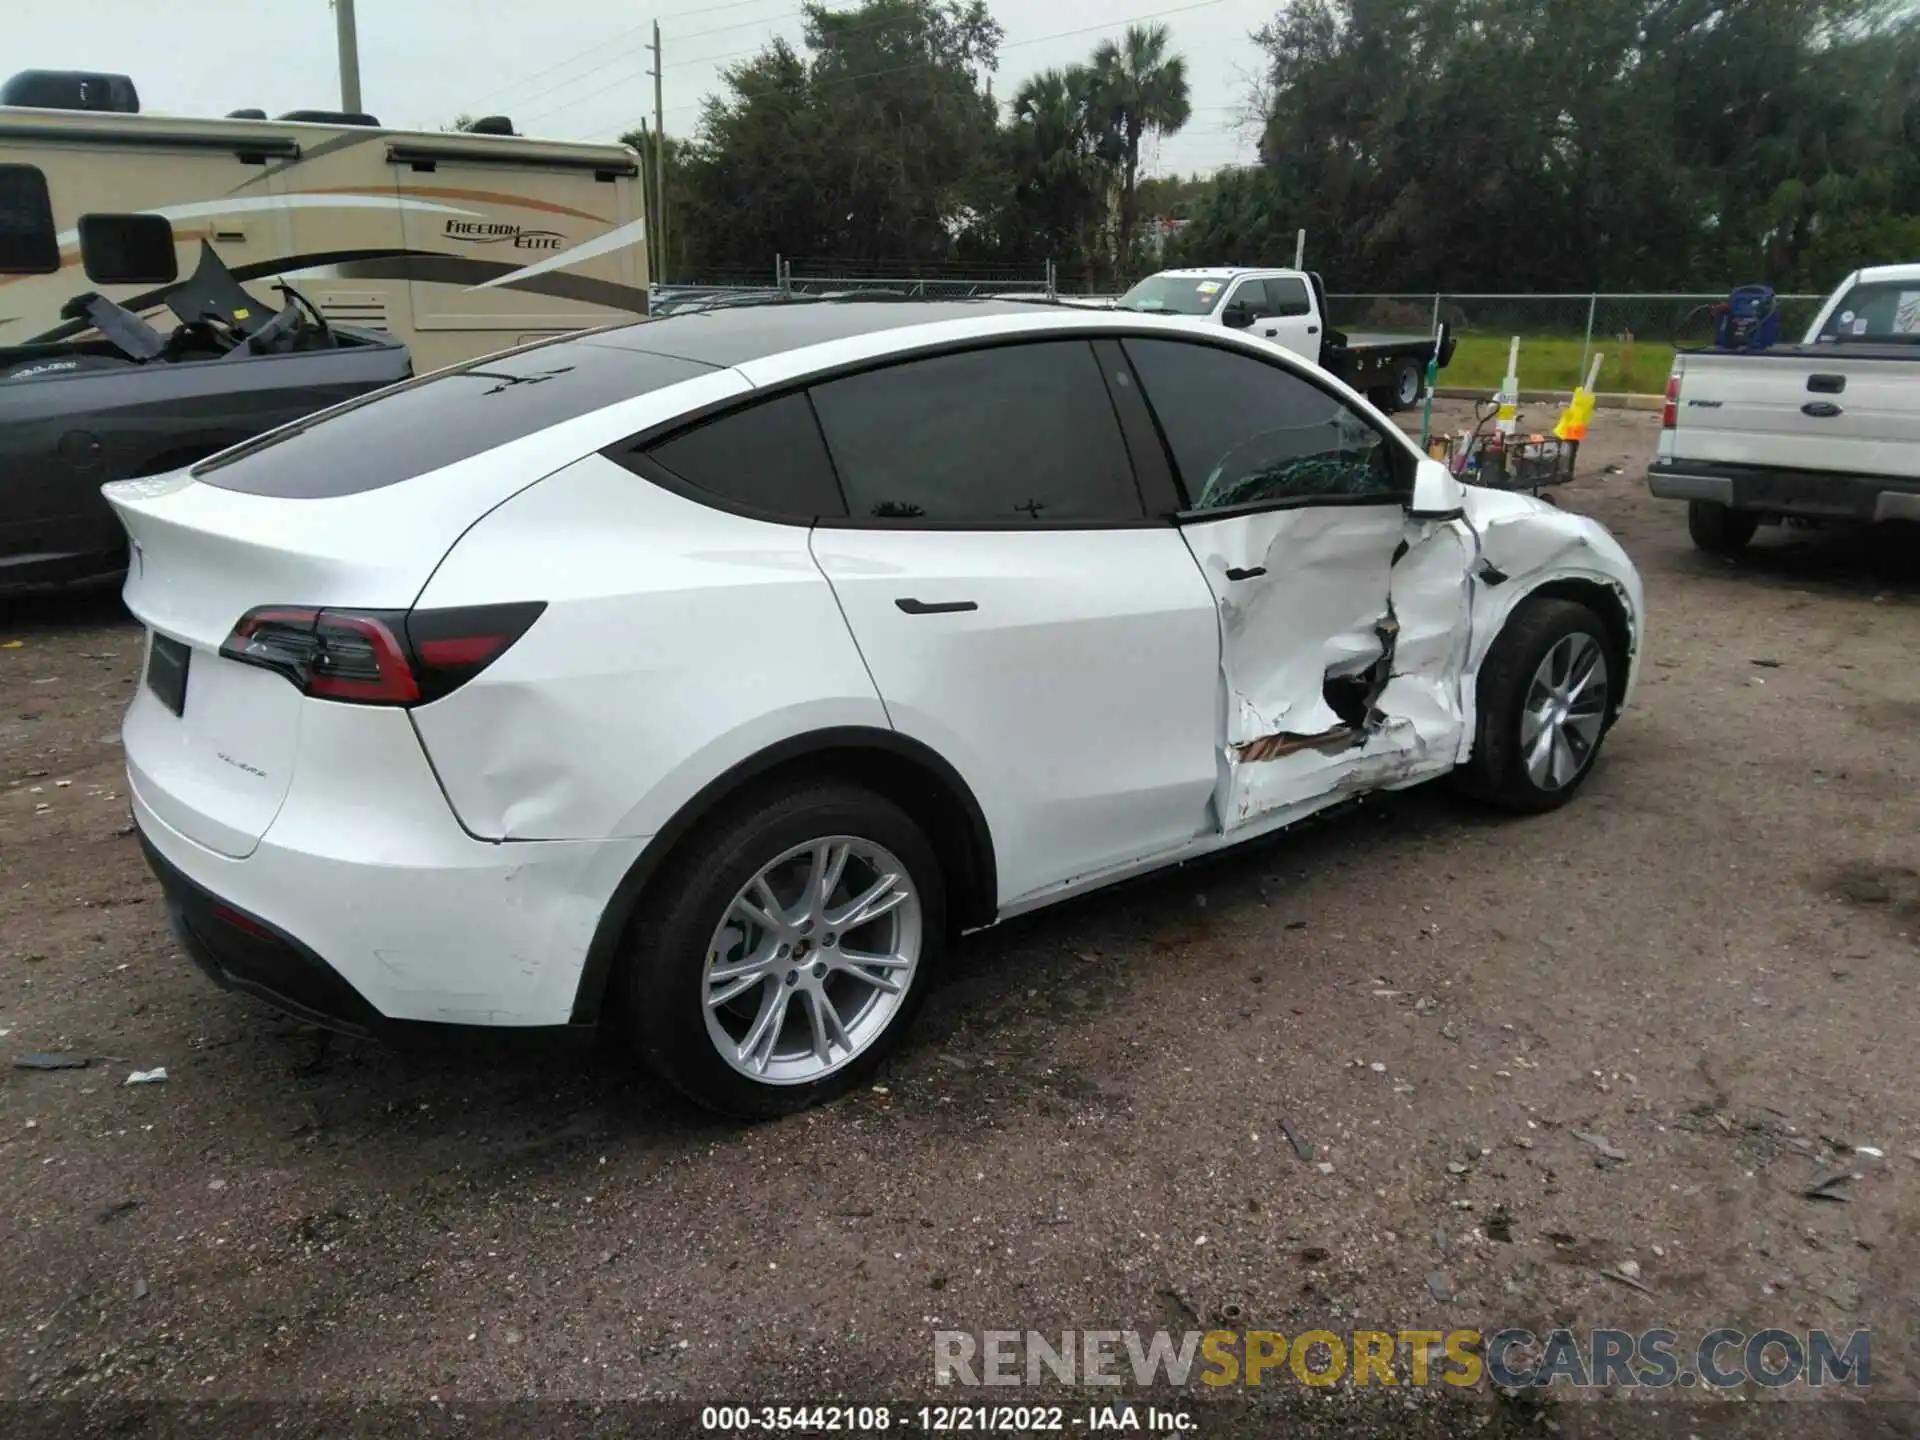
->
1008, 67, 1105, 275
1089, 23, 1192, 279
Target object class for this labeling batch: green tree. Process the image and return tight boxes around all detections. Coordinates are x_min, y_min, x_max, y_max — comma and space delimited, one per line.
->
679, 1, 1002, 269
1183, 0, 1920, 292
996, 65, 1105, 274
1088, 22, 1193, 279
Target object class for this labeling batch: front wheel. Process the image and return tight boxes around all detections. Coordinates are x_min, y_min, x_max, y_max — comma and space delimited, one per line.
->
1455, 598, 1616, 813
625, 781, 945, 1118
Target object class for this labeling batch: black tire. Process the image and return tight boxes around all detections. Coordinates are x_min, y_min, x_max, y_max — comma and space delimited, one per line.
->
1688, 500, 1758, 555
624, 780, 946, 1119
1454, 597, 1617, 813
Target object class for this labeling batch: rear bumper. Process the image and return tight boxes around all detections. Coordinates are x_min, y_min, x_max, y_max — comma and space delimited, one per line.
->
1648, 460, 1920, 523
127, 729, 649, 1029
139, 829, 386, 1036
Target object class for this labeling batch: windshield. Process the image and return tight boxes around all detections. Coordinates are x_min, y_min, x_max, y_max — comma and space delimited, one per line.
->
1116, 275, 1228, 316
1814, 279, 1920, 344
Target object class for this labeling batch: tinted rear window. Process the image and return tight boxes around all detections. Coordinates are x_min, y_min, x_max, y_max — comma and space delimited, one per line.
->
195, 336, 716, 498
636, 392, 847, 519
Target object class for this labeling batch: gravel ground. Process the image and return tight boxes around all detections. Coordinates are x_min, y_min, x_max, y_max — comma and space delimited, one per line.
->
1, 403, 1916, 1437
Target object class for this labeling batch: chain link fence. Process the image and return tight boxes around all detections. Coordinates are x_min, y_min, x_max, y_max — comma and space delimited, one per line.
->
651, 270, 1826, 394
1327, 292, 1826, 393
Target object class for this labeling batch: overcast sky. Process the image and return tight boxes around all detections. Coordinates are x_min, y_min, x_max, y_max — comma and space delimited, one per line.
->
12, 0, 1266, 174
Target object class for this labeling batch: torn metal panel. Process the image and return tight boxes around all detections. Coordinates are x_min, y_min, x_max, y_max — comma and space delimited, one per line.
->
1182, 506, 1403, 745
1182, 501, 1486, 833
1236, 725, 1356, 763
1373, 516, 1477, 738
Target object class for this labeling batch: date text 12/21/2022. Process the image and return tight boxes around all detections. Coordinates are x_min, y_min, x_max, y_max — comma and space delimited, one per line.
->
700, 1405, 1196, 1432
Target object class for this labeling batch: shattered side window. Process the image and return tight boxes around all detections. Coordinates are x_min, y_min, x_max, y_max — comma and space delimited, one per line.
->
1123, 338, 1403, 512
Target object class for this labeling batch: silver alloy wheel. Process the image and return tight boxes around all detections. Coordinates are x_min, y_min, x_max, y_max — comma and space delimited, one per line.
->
1396, 362, 1422, 408
1520, 632, 1610, 791
702, 835, 922, 1086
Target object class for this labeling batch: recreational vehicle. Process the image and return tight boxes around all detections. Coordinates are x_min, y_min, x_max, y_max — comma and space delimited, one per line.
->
0, 70, 650, 372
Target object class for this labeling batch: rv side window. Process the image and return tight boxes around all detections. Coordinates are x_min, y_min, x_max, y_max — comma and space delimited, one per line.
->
0, 166, 60, 275
79, 214, 179, 286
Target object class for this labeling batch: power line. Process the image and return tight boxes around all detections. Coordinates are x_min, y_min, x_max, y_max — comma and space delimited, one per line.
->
632, 0, 1239, 125
670, 7, 807, 46
456, 0, 787, 117
456, 24, 651, 114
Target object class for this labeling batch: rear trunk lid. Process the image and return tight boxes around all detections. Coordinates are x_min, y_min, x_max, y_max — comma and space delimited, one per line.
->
108, 464, 536, 857
1663, 348, 1920, 480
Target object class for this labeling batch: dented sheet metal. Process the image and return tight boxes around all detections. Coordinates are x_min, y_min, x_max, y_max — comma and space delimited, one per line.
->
1181, 506, 1476, 830
1458, 487, 1646, 720
1183, 507, 1403, 746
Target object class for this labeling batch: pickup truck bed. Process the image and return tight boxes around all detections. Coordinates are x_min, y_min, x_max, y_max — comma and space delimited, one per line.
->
1326, 330, 1454, 407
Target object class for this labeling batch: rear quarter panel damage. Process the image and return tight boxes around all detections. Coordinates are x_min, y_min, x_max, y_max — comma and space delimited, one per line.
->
409, 453, 889, 841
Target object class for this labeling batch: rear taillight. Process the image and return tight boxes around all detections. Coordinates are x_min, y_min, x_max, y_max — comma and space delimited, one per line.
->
219, 602, 545, 706
1661, 372, 1680, 430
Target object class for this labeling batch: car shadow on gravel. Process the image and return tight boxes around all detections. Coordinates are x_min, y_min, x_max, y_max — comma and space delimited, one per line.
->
145, 768, 1528, 1205
1676, 521, 1920, 593
177, 783, 1477, 1172
0, 579, 133, 632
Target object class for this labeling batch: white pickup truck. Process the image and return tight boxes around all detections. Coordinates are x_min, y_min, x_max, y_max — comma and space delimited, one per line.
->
1647, 263, 1920, 553
1111, 267, 1456, 412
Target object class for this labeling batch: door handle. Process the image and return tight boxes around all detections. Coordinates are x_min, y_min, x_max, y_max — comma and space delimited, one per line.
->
895, 597, 978, 615
1263, 327, 1278, 337
1801, 401, 1844, 418
1224, 565, 1267, 582
1307, 325, 1320, 334
1807, 374, 1846, 394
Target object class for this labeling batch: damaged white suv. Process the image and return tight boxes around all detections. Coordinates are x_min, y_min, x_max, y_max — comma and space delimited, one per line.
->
109, 301, 1643, 1117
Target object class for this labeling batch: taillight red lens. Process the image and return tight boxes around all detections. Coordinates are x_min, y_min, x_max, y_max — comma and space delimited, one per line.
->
1661, 374, 1680, 430
220, 602, 545, 706
405, 602, 547, 703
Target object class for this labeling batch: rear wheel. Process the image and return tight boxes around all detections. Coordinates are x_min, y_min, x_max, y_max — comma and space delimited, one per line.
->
1455, 598, 1615, 813
625, 781, 944, 1118
1688, 500, 1759, 555
1388, 358, 1424, 412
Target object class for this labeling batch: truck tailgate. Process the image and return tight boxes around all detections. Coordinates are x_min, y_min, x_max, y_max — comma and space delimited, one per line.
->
1662, 349, 1920, 481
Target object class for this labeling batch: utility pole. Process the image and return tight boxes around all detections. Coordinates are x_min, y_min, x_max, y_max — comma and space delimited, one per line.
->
647, 21, 667, 283
638, 118, 659, 281
334, 0, 363, 113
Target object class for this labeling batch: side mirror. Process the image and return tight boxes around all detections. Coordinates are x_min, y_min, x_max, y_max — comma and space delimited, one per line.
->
1409, 457, 1466, 521
1221, 302, 1256, 330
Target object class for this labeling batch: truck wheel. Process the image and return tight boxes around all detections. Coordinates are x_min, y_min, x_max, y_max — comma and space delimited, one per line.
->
1687, 501, 1758, 555
1387, 358, 1423, 412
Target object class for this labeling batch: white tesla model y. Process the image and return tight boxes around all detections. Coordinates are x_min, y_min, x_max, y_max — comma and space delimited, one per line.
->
108, 301, 1645, 1117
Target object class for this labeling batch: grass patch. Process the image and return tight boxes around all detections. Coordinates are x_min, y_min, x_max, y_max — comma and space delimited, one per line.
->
1445, 334, 1675, 394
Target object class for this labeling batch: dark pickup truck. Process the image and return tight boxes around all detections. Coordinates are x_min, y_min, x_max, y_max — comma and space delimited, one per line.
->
0, 243, 411, 591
